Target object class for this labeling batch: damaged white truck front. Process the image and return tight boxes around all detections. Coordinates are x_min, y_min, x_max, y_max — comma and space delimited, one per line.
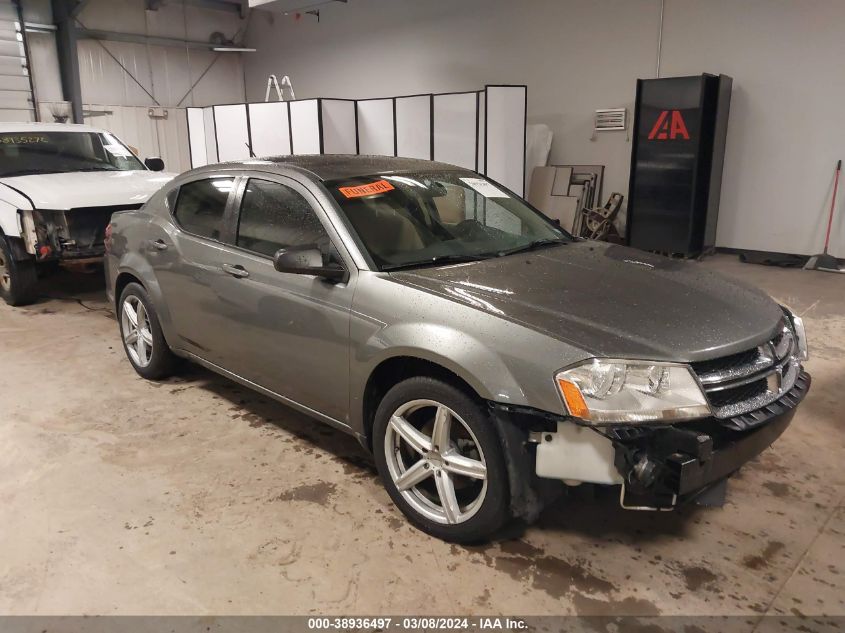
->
0, 123, 174, 306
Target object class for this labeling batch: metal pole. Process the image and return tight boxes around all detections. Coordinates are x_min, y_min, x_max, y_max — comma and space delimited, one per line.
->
51, 0, 84, 123
656, 0, 665, 78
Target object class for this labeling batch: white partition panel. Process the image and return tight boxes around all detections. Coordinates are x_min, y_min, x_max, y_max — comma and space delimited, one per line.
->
357, 99, 395, 156
433, 92, 477, 170
320, 99, 357, 154
395, 95, 431, 160
214, 104, 251, 162
477, 91, 486, 174
289, 99, 321, 154
248, 102, 291, 157
203, 107, 218, 165
187, 107, 208, 168
485, 86, 527, 196
184, 85, 525, 177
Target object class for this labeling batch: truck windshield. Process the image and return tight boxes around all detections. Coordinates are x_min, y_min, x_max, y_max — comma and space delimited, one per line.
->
327, 171, 571, 271
0, 131, 145, 178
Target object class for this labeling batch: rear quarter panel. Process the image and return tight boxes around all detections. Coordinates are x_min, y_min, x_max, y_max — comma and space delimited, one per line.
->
107, 195, 177, 342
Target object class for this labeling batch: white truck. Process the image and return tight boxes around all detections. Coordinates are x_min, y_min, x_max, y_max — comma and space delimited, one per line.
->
0, 123, 175, 306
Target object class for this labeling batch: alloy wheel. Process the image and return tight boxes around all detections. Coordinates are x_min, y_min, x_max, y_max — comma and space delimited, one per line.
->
384, 399, 488, 525
121, 295, 153, 367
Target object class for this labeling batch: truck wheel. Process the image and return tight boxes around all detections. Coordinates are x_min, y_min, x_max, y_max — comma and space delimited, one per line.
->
118, 282, 178, 380
373, 377, 510, 543
0, 236, 38, 306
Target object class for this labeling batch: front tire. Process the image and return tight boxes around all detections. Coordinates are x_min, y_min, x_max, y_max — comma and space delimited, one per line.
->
118, 282, 178, 380
373, 377, 510, 543
0, 237, 38, 306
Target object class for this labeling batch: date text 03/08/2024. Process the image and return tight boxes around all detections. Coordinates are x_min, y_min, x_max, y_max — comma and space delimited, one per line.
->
307, 617, 528, 630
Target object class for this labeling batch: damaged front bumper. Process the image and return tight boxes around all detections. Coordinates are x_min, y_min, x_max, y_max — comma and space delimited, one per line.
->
21, 205, 140, 262
491, 370, 811, 513
607, 370, 810, 509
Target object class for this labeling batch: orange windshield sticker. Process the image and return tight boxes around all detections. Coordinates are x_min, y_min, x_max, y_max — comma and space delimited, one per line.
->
338, 180, 395, 198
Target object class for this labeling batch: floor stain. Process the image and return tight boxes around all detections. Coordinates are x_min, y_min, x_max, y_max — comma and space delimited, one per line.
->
571, 592, 661, 616
743, 541, 786, 570
763, 481, 793, 498
270, 482, 336, 505
470, 540, 617, 601
680, 565, 718, 592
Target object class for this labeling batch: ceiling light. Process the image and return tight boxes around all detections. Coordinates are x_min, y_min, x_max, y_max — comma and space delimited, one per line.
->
212, 46, 257, 52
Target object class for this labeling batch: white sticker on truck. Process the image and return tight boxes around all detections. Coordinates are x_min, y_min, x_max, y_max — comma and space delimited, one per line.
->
103, 144, 132, 158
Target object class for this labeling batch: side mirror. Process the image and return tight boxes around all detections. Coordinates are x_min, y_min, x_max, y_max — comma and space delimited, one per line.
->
145, 157, 165, 172
273, 245, 347, 282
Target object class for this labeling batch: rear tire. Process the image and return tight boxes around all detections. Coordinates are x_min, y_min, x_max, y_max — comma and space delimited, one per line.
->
373, 377, 510, 543
118, 282, 178, 380
0, 236, 38, 306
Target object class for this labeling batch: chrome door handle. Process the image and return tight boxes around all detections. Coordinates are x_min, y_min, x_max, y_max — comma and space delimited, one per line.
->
149, 239, 168, 251
221, 263, 250, 279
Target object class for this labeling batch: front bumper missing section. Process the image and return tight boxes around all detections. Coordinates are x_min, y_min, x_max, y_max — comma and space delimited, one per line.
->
491, 370, 811, 512
28, 205, 139, 261
607, 370, 811, 509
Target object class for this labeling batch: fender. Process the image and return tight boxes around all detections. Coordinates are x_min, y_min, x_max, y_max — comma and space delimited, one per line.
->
349, 321, 532, 433
0, 192, 29, 240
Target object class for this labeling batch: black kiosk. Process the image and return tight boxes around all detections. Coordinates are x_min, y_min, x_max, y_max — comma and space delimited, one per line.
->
626, 74, 732, 258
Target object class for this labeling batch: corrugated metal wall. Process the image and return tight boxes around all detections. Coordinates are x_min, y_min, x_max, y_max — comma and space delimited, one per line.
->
20, 0, 247, 110
0, 0, 35, 121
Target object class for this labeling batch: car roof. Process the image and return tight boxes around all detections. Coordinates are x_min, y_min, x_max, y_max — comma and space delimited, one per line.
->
190, 155, 471, 181
0, 122, 107, 134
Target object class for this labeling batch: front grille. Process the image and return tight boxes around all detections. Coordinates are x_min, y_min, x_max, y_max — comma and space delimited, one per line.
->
691, 321, 801, 420
691, 347, 759, 377
706, 378, 768, 409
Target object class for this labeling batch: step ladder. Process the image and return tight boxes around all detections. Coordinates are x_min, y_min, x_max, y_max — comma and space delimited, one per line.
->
265, 74, 295, 102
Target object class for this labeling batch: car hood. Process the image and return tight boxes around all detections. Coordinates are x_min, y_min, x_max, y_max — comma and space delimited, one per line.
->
390, 242, 784, 362
1, 170, 176, 209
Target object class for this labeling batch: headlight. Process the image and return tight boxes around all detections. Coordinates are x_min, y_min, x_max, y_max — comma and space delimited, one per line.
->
555, 359, 711, 424
780, 305, 809, 361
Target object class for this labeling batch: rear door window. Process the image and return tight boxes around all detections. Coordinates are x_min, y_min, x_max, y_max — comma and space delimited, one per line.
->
173, 177, 235, 241
236, 178, 331, 258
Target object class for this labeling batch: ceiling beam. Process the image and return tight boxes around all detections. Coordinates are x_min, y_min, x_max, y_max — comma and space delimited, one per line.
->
76, 27, 218, 50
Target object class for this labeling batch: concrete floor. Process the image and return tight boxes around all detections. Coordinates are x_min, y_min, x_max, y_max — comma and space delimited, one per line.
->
0, 254, 843, 618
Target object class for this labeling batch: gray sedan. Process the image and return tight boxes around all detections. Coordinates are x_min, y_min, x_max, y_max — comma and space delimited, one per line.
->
105, 155, 810, 542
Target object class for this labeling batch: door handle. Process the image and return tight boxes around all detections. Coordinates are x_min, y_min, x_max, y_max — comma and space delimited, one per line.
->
149, 239, 168, 251
221, 263, 250, 279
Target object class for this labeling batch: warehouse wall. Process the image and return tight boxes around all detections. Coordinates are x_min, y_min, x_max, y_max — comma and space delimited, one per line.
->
23, 0, 247, 108
658, 0, 845, 259
244, 0, 845, 258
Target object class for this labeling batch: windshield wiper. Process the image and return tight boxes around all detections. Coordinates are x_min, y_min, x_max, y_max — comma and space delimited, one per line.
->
383, 253, 490, 271
496, 238, 568, 257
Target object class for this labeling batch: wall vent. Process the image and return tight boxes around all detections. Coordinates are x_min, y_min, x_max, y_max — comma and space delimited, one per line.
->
594, 108, 627, 132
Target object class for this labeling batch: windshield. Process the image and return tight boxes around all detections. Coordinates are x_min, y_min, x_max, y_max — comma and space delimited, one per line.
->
327, 171, 571, 271
0, 131, 145, 178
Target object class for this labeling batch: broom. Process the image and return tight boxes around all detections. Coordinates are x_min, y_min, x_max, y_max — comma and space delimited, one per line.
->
805, 159, 844, 273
